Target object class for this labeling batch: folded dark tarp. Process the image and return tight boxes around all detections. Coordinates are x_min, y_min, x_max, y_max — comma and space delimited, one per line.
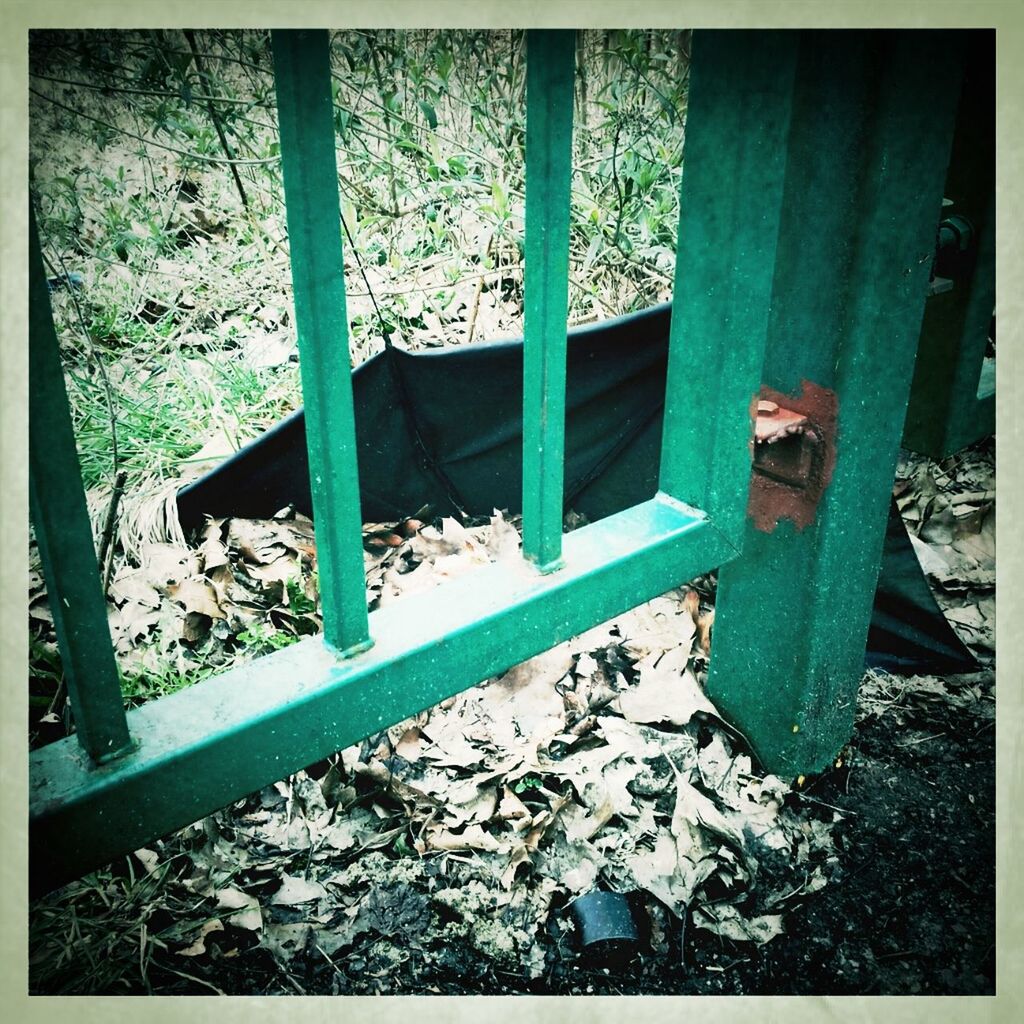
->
177, 303, 976, 675
866, 497, 977, 674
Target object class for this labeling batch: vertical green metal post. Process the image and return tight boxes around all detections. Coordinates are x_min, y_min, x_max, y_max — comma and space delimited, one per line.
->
903, 30, 995, 458
272, 30, 371, 656
28, 206, 134, 763
658, 31, 799, 549
706, 31, 964, 776
905, 227, 995, 452
522, 29, 575, 572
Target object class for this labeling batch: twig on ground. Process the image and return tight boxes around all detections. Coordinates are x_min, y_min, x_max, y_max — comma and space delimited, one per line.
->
98, 469, 128, 593
157, 962, 227, 994
185, 30, 250, 212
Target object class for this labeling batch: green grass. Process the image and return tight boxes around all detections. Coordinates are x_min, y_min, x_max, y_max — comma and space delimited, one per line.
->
120, 662, 218, 706
63, 343, 300, 490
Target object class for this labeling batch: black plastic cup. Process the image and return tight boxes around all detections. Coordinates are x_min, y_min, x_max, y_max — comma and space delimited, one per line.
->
569, 891, 640, 965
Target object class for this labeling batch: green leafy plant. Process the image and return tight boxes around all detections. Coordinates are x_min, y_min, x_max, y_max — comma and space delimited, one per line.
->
513, 774, 544, 795
236, 622, 299, 654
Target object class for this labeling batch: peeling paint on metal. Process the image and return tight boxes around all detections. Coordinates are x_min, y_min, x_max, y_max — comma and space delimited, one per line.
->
747, 380, 838, 533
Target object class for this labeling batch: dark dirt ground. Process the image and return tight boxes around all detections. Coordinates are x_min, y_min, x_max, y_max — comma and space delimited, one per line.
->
298, 696, 983, 996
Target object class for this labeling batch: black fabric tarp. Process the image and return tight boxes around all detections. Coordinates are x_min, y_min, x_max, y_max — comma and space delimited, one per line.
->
177, 303, 976, 675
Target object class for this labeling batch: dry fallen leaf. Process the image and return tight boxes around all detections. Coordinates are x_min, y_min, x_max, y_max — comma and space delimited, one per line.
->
693, 904, 785, 945
426, 823, 503, 853
215, 887, 263, 932
616, 662, 717, 726
696, 608, 715, 656
132, 847, 161, 876
167, 577, 226, 619
177, 919, 225, 957
270, 874, 330, 906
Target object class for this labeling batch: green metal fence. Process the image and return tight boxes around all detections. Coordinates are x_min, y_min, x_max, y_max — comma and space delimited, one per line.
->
29, 29, 968, 896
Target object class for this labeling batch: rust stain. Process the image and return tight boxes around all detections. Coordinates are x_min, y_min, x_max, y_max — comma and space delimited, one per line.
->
747, 380, 838, 533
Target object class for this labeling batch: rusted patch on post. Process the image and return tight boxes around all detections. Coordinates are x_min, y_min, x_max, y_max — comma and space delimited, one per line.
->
747, 380, 838, 533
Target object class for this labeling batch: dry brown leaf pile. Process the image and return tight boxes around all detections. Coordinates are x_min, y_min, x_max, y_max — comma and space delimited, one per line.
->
40, 509, 834, 980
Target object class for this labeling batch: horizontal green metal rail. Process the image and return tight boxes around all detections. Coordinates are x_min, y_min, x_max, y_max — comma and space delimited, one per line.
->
30, 494, 733, 893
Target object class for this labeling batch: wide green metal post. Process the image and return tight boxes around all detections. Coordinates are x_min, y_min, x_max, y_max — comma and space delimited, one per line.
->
706, 31, 964, 776
28, 206, 134, 764
522, 29, 575, 572
658, 31, 799, 550
272, 30, 371, 655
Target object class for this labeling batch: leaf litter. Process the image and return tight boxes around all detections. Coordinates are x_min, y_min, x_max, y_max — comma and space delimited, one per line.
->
28, 443, 995, 993
893, 442, 995, 661
31, 505, 838, 991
